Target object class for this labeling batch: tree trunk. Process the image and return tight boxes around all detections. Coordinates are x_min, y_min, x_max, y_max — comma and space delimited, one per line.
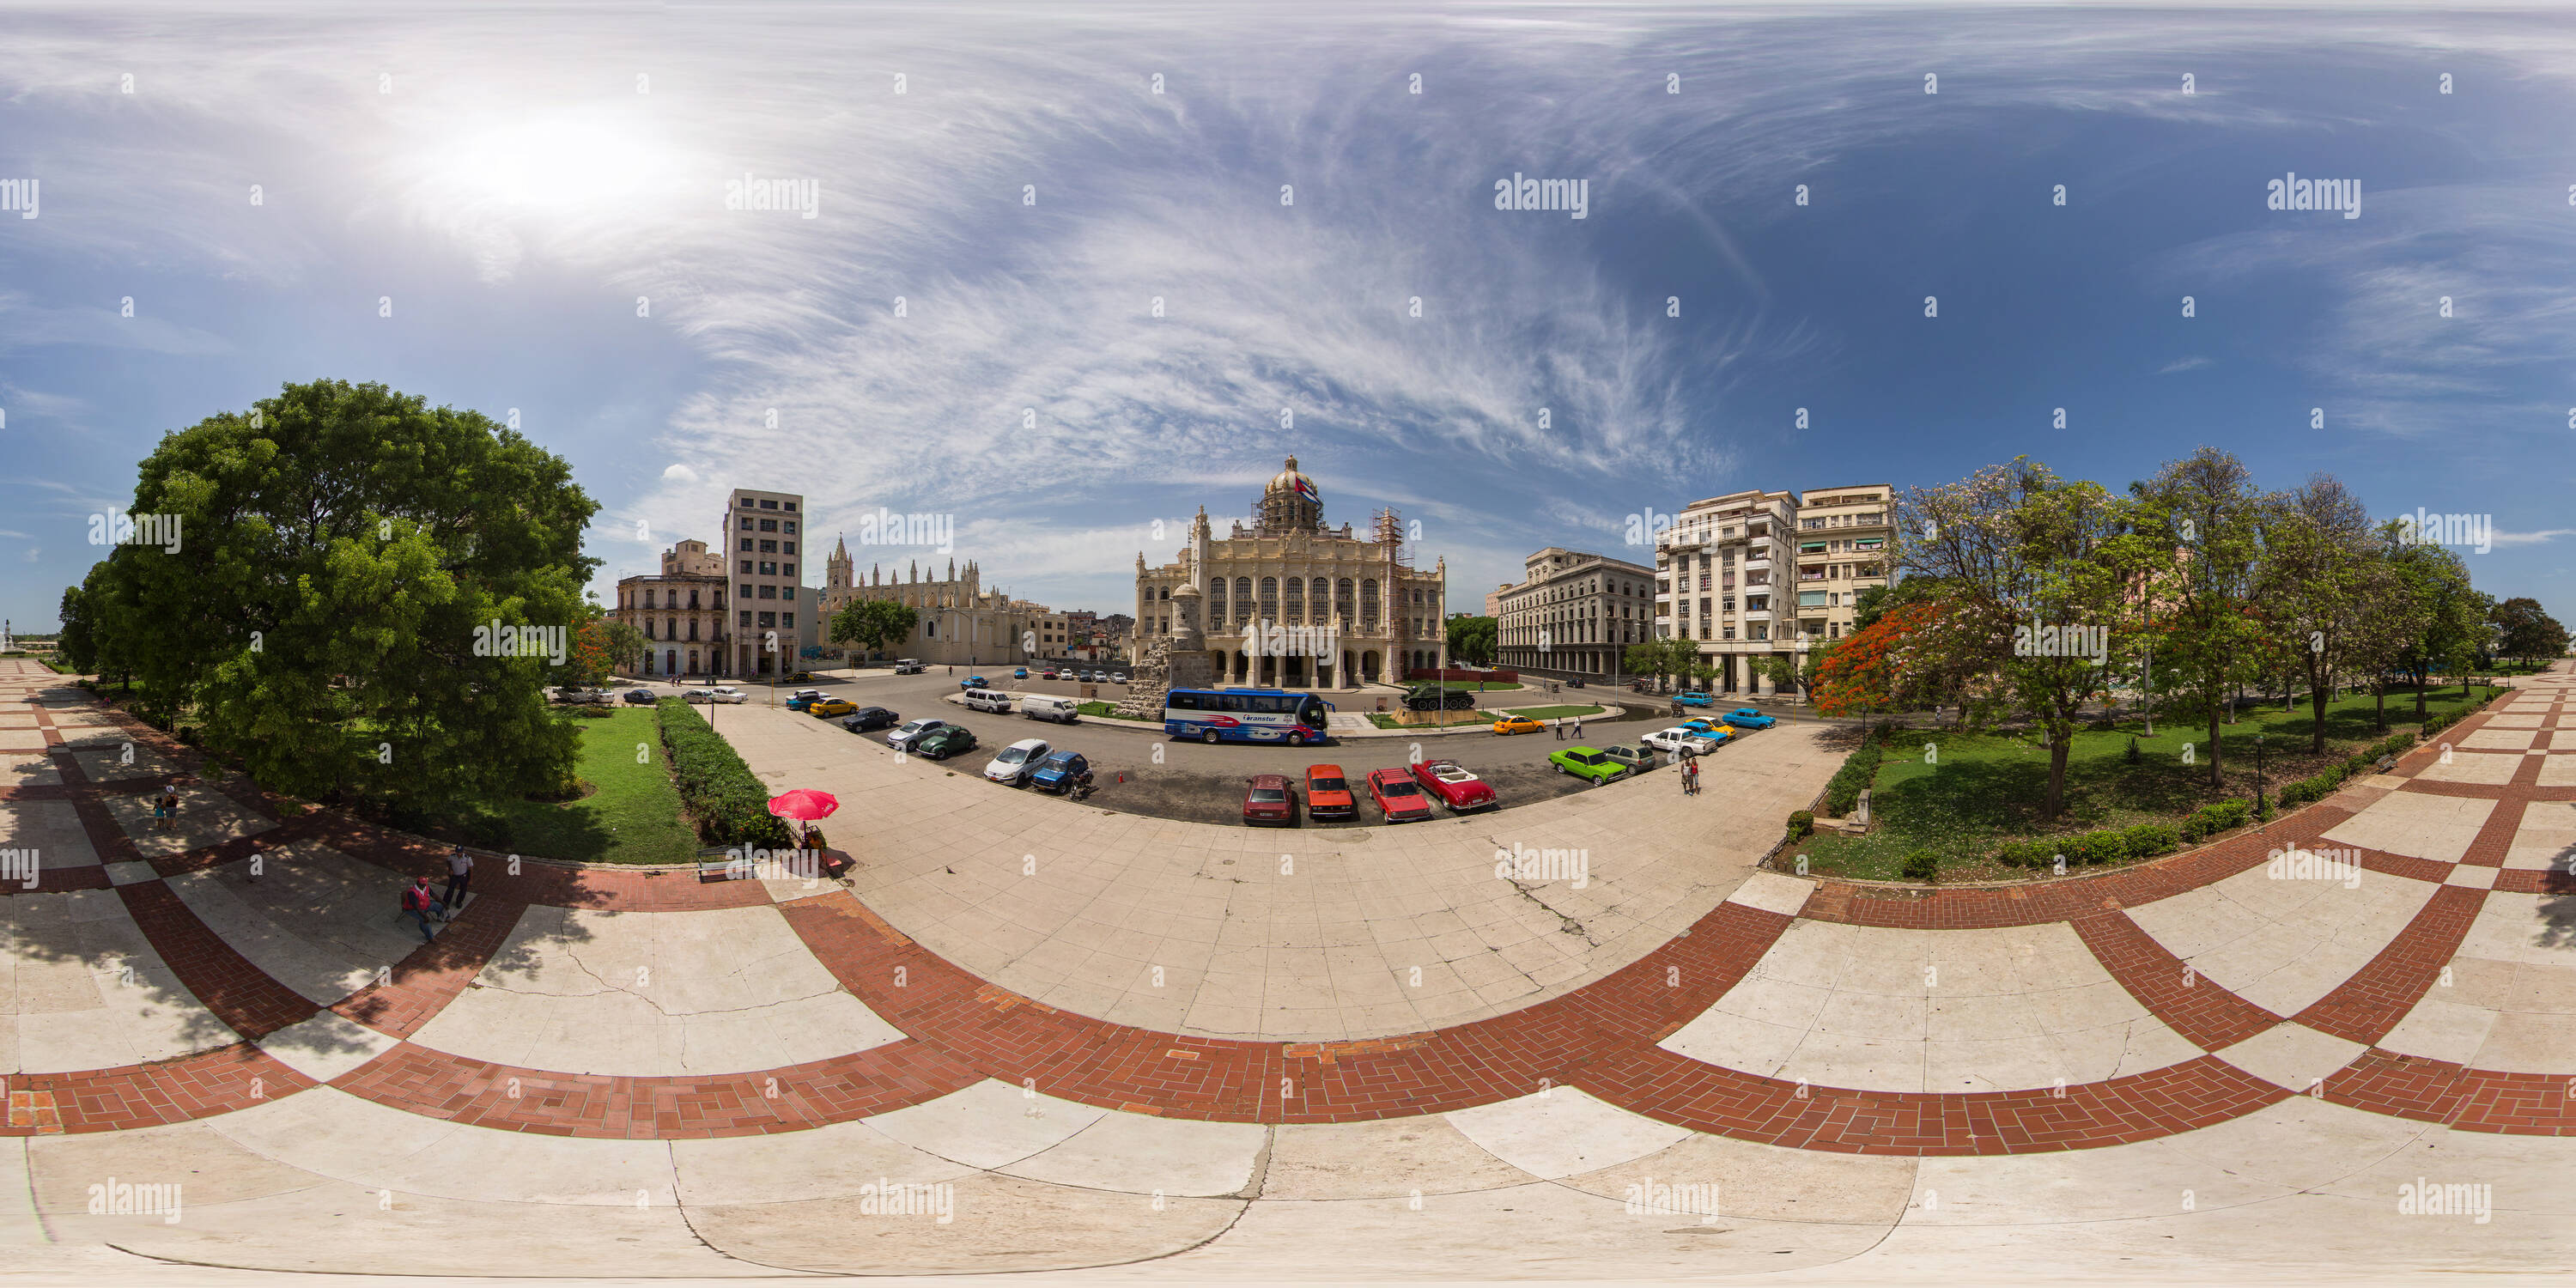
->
2414, 667, 2427, 719
2373, 679, 2385, 732
2044, 726, 2070, 822
2309, 681, 2329, 753
2207, 702, 2224, 788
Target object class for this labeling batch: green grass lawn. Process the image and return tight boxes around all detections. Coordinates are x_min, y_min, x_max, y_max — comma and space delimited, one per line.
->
1798, 684, 2504, 884
403, 708, 702, 866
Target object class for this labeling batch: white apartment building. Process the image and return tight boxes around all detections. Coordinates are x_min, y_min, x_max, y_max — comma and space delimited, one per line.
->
1495, 547, 1657, 681
723, 488, 810, 676
1653, 483, 1893, 697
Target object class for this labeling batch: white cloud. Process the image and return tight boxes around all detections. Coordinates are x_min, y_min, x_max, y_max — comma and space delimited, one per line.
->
2489, 529, 2576, 548
2158, 355, 2213, 374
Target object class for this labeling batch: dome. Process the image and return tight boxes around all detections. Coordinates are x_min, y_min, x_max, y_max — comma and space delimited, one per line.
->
1266, 455, 1321, 505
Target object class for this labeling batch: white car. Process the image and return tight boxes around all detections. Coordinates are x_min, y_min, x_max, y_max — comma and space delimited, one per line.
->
1642, 726, 1724, 756
983, 738, 1052, 786
886, 717, 951, 751
683, 687, 750, 704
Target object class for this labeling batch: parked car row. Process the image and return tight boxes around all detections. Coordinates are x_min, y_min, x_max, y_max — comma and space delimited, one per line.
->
1035, 668, 1129, 683
1246, 759, 1498, 826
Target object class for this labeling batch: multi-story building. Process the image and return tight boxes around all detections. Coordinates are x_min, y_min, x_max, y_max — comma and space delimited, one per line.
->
819, 544, 1054, 666
1133, 456, 1447, 687
1790, 484, 1896, 643
609, 538, 731, 677
722, 488, 809, 677
1652, 483, 1892, 697
1484, 584, 1510, 618
1494, 547, 1657, 680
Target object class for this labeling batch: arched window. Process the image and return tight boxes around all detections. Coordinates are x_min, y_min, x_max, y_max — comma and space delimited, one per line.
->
1360, 579, 1380, 631
1311, 578, 1330, 624
1335, 578, 1354, 625
1283, 577, 1303, 624
1159, 586, 1170, 600
1235, 577, 1253, 626
1210, 578, 1229, 624
1259, 577, 1279, 623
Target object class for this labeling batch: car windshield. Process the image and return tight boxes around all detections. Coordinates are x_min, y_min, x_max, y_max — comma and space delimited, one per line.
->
1380, 781, 1423, 798
1310, 776, 1347, 793
899, 720, 938, 733
1249, 788, 1287, 802
1571, 752, 1601, 764
999, 748, 1031, 764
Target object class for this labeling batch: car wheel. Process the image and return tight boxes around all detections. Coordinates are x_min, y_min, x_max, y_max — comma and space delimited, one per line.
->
1203, 730, 1220, 744
1286, 732, 1305, 747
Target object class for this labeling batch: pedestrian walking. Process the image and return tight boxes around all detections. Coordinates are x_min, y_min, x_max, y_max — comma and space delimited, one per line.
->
1553, 720, 1564, 741
442, 846, 474, 913
1572, 716, 1583, 740
1685, 759, 1701, 796
398, 876, 447, 944
154, 788, 179, 832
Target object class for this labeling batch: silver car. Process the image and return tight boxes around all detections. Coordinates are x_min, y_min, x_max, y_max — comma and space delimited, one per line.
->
886, 717, 951, 751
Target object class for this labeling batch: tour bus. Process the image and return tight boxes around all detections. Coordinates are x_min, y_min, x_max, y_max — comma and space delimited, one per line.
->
1163, 687, 1334, 746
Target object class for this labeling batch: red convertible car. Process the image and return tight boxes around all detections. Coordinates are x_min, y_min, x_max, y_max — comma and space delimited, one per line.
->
1410, 759, 1497, 811
1365, 767, 1436, 823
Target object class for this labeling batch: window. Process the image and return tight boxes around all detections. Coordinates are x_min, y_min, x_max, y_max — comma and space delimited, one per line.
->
1236, 577, 1253, 625
759, 499, 777, 510
759, 540, 777, 554
760, 519, 778, 532
757, 611, 776, 628
759, 585, 776, 599
759, 562, 776, 576
738, 610, 752, 627
781, 613, 793, 628
739, 498, 754, 508
1169, 691, 1201, 711
738, 583, 752, 598
782, 563, 795, 579
783, 542, 795, 556
1284, 577, 1303, 624
784, 502, 797, 513
1260, 577, 1279, 623
739, 539, 753, 554
783, 520, 796, 532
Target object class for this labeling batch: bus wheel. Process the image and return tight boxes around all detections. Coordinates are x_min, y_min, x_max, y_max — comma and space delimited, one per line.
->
1287, 732, 1305, 747
1203, 730, 1221, 744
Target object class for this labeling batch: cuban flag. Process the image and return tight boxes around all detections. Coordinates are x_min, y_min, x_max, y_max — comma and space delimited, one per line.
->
1292, 475, 1319, 505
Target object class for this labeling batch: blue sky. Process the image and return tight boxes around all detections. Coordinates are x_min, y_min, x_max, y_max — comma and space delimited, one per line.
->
3, 3, 2573, 633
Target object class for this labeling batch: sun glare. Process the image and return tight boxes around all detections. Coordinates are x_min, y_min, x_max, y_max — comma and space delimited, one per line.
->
421, 112, 679, 214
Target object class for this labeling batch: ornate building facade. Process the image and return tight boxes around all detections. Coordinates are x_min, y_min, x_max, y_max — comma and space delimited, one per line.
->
609, 538, 731, 677
819, 542, 1055, 665
1132, 456, 1447, 687
1495, 547, 1657, 680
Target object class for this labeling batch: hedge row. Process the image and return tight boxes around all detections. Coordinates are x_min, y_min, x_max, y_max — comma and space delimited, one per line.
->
2278, 729, 2422, 808
1821, 741, 1882, 817
656, 698, 794, 848
1994, 819, 2184, 869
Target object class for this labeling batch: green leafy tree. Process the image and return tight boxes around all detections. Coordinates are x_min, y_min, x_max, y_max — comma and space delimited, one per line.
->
830, 598, 919, 659
1445, 615, 1498, 666
2386, 540, 2485, 716
85, 379, 598, 805
1900, 459, 2132, 822
2127, 448, 2272, 786
2259, 474, 2379, 754
56, 584, 96, 674
2490, 597, 2567, 665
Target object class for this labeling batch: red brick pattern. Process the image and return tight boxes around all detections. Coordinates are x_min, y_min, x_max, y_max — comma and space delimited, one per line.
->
115, 880, 319, 1041
331, 896, 528, 1038
0, 1044, 319, 1136
2327, 1048, 2576, 1137
327, 1039, 983, 1139
2293, 885, 2489, 1046
1577, 1046, 2289, 1155
2071, 911, 2281, 1050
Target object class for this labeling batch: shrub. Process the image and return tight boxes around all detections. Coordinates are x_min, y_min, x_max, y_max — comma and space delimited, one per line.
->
2123, 822, 2178, 858
1899, 849, 1941, 882
658, 698, 795, 848
1822, 742, 1882, 817
2124, 735, 2142, 765
1786, 810, 1814, 841
2182, 799, 2250, 841
2069, 829, 2129, 866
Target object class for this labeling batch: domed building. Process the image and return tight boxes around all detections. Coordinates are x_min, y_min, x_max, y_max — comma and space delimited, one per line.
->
1133, 455, 1448, 687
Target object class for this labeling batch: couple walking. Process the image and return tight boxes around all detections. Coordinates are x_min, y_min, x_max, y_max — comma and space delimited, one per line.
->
1678, 750, 1702, 796
398, 847, 477, 943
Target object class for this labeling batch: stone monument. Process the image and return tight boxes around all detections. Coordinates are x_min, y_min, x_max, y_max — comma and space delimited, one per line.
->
1110, 580, 1219, 720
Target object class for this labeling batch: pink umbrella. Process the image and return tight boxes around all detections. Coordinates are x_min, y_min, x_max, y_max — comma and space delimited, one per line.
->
767, 789, 841, 821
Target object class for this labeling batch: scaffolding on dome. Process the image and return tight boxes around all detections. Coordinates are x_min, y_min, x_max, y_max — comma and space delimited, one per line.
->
1371, 507, 1411, 566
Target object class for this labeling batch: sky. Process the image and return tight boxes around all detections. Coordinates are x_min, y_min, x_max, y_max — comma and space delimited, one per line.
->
3, 3, 2573, 634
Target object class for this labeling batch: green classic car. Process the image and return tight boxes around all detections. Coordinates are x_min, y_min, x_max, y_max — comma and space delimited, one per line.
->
912, 726, 979, 760
1546, 745, 1629, 785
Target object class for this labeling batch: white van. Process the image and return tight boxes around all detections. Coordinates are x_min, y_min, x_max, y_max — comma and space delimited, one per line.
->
1019, 694, 1081, 724
963, 688, 1018, 714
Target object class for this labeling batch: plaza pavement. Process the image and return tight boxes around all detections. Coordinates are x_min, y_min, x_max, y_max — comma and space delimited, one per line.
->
0, 655, 2571, 1282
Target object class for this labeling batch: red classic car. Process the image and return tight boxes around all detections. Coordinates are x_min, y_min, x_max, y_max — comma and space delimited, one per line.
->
1409, 759, 1497, 811
1365, 767, 1435, 823
1243, 773, 1297, 826
1304, 764, 1356, 819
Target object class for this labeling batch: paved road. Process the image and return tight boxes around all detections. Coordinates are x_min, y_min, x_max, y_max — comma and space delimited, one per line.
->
626, 670, 1782, 827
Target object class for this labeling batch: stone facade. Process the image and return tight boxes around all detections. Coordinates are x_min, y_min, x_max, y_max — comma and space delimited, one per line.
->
1132, 456, 1446, 688
819, 543, 1055, 666
609, 539, 731, 677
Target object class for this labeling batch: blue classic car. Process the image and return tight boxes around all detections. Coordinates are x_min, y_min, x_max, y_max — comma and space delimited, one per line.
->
1673, 691, 1716, 708
1722, 707, 1777, 730
1028, 750, 1091, 793
1012, 668, 1030, 679
959, 675, 989, 690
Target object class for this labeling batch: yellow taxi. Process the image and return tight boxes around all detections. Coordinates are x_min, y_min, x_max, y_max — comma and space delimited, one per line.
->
808, 697, 859, 718
1492, 715, 1546, 736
